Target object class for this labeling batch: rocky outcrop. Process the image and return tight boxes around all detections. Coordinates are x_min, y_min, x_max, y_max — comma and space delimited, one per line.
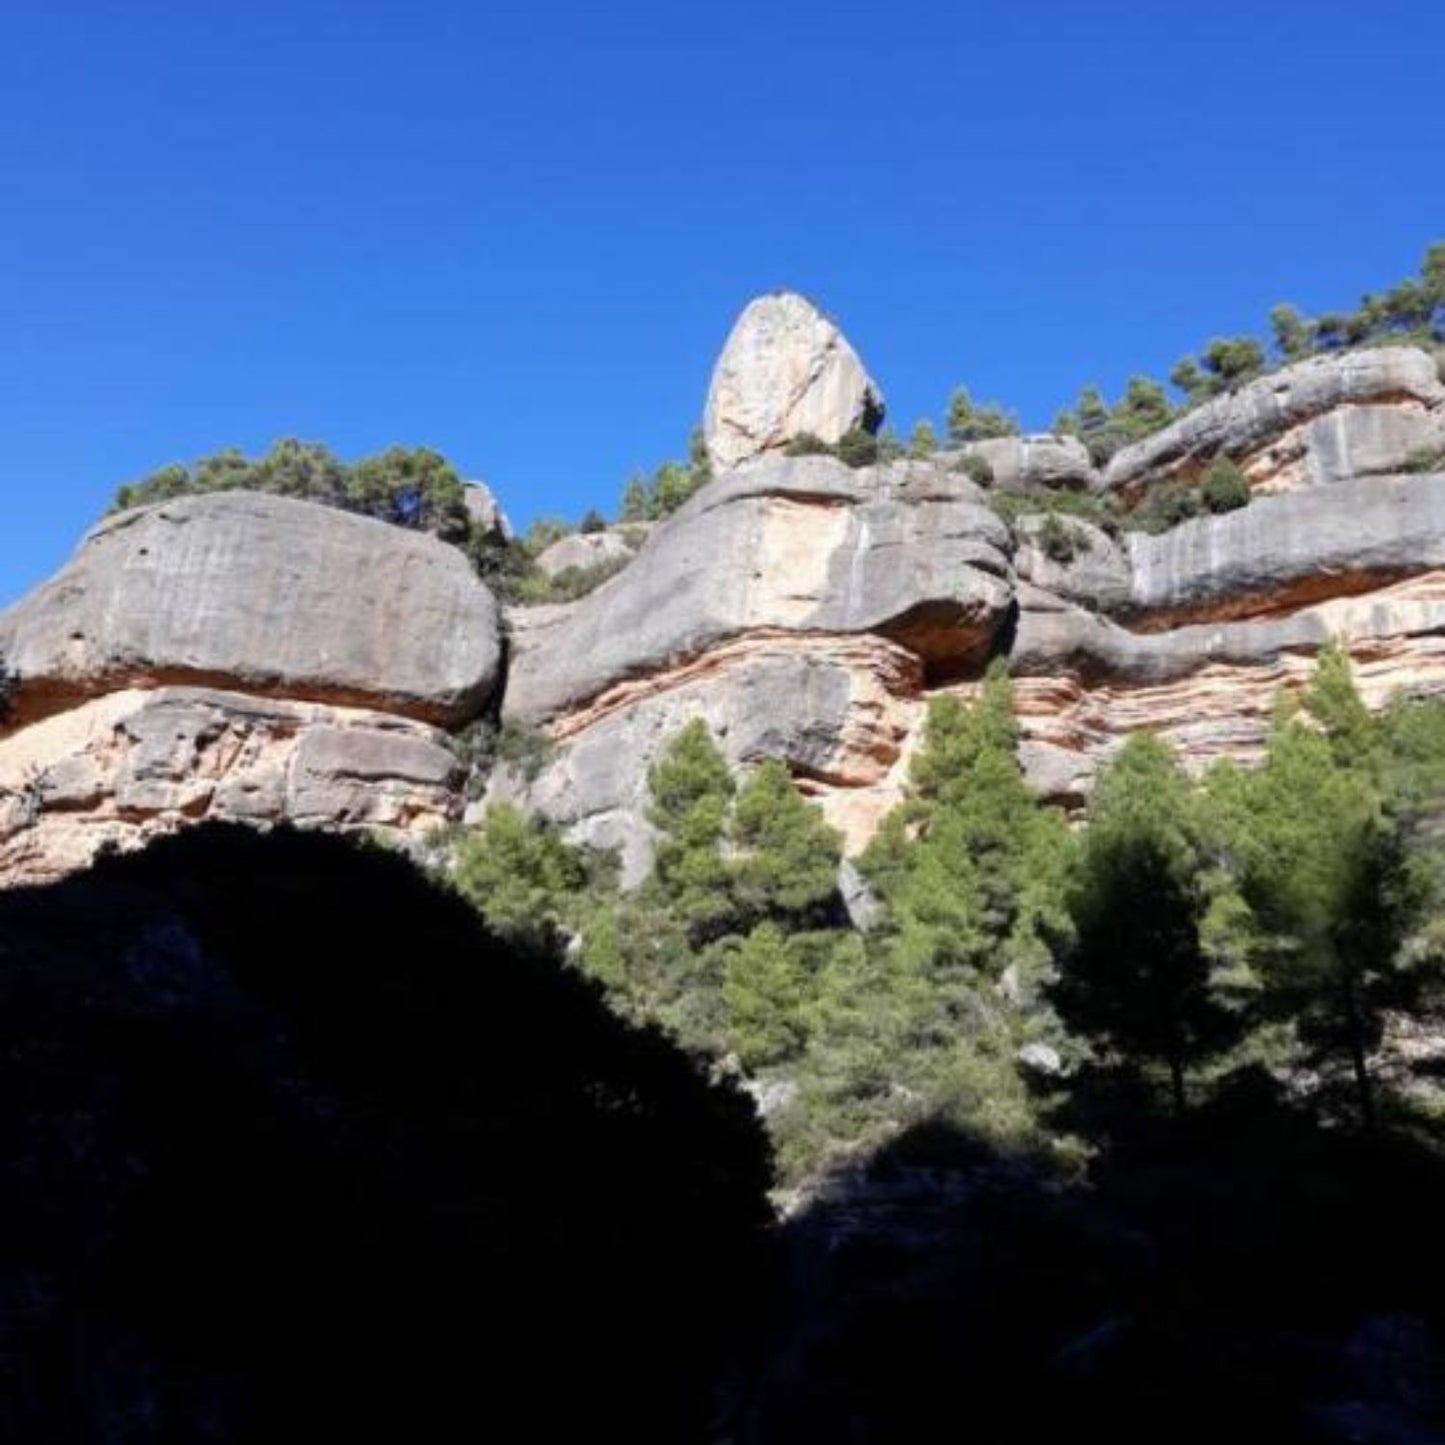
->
506, 456, 1011, 723
1104, 346, 1445, 498
534, 527, 643, 579
506, 350, 1445, 866
0, 492, 500, 883
9, 323, 1445, 887
0, 492, 502, 728
703, 292, 885, 472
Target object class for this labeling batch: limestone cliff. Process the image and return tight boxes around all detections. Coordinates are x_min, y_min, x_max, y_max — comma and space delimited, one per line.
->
4, 301, 1445, 888
501, 338, 1445, 871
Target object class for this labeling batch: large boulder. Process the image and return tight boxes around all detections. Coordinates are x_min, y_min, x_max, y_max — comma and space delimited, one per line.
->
0, 492, 503, 728
703, 292, 885, 472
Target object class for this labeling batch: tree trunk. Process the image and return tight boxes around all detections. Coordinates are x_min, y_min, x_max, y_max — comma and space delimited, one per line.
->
1343, 979, 1377, 1134
1168, 1056, 1187, 1118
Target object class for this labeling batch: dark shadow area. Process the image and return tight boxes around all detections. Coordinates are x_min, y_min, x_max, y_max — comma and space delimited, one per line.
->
0, 824, 775, 1442
736, 1081, 1445, 1443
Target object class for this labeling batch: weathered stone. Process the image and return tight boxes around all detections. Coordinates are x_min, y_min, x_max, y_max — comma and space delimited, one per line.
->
0, 687, 463, 885
0, 491, 502, 728
505, 455, 1011, 724
1104, 347, 1444, 496
534, 528, 641, 579
703, 292, 885, 471
953, 435, 1097, 492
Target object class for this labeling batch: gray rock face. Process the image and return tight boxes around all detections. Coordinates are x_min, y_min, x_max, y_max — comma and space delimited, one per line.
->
956, 435, 1097, 491
1123, 473, 1445, 623
0, 492, 503, 727
1104, 347, 1444, 494
505, 455, 1013, 722
703, 292, 885, 472
534, 528, 641, 579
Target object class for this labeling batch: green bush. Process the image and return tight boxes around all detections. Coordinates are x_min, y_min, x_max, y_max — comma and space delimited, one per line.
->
784, 432, 834, 457
579, 509, 608, 534
954, 453, 995, 487
1037, 512, 1079, 563
988, 484, 1120, 536
1199, 458, 1251, 513
111, 440, 543, 602
835, 427, 880, 469
511, 554, 632, 605
446, 718, 555, 798
1130, 481, 1201, 534
1404, 444, 1445, 474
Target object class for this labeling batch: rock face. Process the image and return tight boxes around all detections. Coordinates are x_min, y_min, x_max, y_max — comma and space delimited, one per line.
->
1104, 347, 1445, 497
703, 292, 885, 472
7, 328, 1445, 890
0, 493, 502, 728
502, 345, 1445, 867
0, 492, 501, 883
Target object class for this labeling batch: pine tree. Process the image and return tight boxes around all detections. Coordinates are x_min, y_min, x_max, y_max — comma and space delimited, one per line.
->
452, 804, 591, 950
1215, 648, 1444, 1130
646, 719, 737, 941
730, 760, 842, 930
1057, 734, 1252, 1115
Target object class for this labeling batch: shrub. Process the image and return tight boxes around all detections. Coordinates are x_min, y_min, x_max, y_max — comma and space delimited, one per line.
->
1404, 444, 1445, 474
954, 453, 995, 487
511, 554, 632, 605
447, 718, 555, 797
0, 655, 15, 724
835, 427, 880, 469
1130, 481, 1201, 534
1200, 458, 1251, 513
784, 432, 834, 457
988, 484, 1120, 536
1037, 512, 1079, 563
579, 509, 608, 534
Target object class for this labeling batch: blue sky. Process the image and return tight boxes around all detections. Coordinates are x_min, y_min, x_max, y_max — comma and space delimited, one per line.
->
1, 0, 1440, 605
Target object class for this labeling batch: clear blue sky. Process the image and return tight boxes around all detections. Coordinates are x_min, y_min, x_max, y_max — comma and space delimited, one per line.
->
2, 0, 1440, 605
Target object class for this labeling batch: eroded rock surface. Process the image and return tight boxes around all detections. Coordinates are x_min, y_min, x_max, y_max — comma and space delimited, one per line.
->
703, 292, 885, 471
507, 348, 1445, 866
0, 492, 502, 728
0, 492, 500, 883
